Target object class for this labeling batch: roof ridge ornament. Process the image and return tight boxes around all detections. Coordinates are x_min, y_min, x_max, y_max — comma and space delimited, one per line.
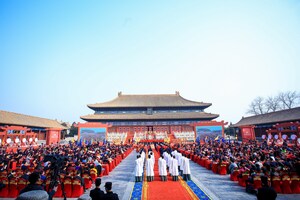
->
175, 91, 180, 96
118, 91, 122, 97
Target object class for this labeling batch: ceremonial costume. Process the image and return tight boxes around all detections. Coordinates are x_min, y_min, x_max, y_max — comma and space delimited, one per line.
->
135, 155, 143, 182
182, 157, 191, 181
158, 156, 167, 181
146, 155, 154, 182
171, 156, 179, 181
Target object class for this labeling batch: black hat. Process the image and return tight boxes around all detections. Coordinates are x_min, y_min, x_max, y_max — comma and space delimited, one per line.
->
28, 172, 40, 184
105, 182, 112, 190
261, 176, 268, 185
95, 178, 101, 187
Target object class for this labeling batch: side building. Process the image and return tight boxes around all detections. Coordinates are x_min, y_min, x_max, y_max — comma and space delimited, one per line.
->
79, 92, 225, 144
0, 110, 67, 146
233, 107, 300, 144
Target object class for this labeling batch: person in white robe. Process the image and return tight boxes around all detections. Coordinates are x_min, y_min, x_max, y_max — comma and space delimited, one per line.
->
135, 155, 143, 182
171, 155, 179, 181
158, 155, 168, 181
175, 151, 180, 161
163, 151, 169, 168
171, 150, 176, 157
158, 156, 163, 178
182, 157, 191, 181
146, 154, 154, 181
150, 151, 155, 168
168, 154, 173, 176
178, 153, 183, 176
165, 153, 170, 169
141, 151, 145, 164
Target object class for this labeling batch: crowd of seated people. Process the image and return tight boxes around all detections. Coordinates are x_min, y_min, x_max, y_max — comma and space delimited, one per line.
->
0, 141, 132, 198
176, 139, 300, 195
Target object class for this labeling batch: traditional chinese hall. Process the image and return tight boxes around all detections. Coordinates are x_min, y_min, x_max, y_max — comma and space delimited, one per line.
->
78, 92, 226, 144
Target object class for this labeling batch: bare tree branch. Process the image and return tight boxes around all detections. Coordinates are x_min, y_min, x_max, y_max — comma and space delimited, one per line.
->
246, 91, 300, 116
265, 96, 280, 112
256, 96, 265, 114
247, 101, 259, 115
278, 92, 287, 109
247, 96, 265, 115
277, 91, 300, 109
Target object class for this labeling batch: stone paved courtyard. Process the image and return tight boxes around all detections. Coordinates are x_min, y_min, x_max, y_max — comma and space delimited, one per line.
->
79, 151, 300, 200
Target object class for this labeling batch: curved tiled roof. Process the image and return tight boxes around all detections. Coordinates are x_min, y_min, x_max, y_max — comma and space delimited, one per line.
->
81, 112, 219, 121
233, 107, 300, 127
0, 110, 66, 129
88, 93, 211, 109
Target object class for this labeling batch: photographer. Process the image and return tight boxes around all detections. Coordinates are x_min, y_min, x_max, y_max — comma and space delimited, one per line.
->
19, 172, 57, 200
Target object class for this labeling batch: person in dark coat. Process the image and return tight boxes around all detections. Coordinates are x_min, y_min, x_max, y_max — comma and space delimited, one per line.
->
89, 178, 104, 200
257, 176, 277, 200
19, 172, 44, 194
20, 170, 30, 181
19, 172, 57, 200
104, 182, 119, 200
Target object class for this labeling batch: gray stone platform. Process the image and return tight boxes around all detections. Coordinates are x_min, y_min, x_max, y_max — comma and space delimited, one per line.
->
81, 152, 300, 200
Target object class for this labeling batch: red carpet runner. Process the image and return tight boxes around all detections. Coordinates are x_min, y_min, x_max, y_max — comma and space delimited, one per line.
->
143, 149, 198, 200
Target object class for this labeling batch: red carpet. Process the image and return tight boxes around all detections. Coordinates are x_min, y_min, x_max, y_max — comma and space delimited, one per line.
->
144, 148, 197, 200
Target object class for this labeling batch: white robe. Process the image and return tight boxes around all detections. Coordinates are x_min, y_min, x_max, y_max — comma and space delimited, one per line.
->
135, 157, 143, 176
146, 158, 154, 177
163, 152, 168, 164
151, 153, 155, 167
175, 152, 180, 161
167, 154, 172, 167
183, 157, 191, 175
158, 157, 163, 175
169, 157, 174, 175
178, 154, 183, 170
181, 156, 185, 171
171, 151, 175, 156
159, 158, 167, 176
141, 151, 145, 163
172, 158, 179, 176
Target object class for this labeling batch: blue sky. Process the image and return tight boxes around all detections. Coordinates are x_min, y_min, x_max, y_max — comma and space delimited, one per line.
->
1, 0, 300, 124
